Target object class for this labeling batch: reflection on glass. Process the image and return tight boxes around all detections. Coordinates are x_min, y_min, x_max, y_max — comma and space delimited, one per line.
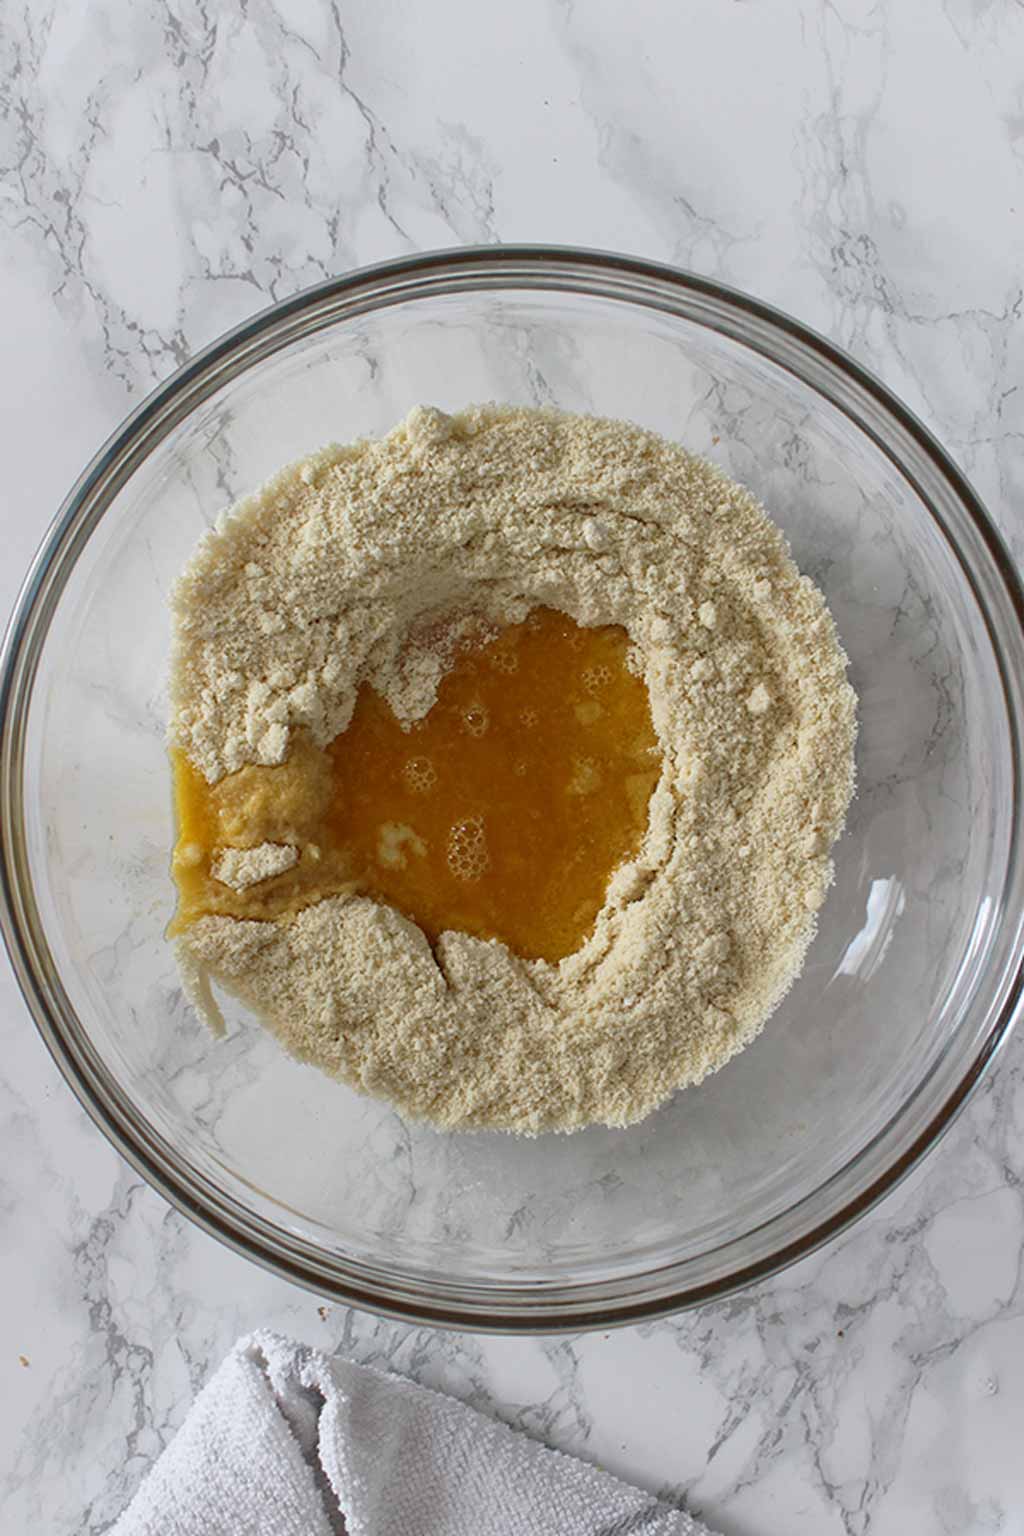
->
836, 877, 906, 983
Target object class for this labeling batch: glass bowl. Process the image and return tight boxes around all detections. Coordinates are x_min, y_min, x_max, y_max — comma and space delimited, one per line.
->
3, 247, 1024, 1331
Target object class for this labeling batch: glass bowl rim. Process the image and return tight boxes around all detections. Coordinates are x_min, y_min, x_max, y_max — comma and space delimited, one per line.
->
3, 242, 1024, 1332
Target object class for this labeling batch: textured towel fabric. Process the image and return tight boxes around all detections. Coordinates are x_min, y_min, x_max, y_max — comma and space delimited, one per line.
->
110, 1331, 715, 1536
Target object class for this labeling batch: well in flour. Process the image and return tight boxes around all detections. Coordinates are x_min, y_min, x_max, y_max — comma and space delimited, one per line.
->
169, 404, 856, 1135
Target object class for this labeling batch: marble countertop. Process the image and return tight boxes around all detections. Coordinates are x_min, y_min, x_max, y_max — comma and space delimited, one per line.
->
3, 2, 1024, 1531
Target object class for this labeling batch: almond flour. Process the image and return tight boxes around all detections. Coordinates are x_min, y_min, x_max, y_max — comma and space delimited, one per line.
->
210, 842, 300, 892
171, 405, 856, 1134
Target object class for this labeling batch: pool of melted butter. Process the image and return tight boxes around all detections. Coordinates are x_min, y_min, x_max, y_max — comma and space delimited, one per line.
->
170, 608, 661, 964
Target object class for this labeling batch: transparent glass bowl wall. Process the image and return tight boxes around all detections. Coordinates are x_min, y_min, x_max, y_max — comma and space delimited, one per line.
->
3, 249, 1024, 1329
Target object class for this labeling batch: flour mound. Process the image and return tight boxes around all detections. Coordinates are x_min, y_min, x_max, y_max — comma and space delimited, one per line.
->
171, 405, 856, 1134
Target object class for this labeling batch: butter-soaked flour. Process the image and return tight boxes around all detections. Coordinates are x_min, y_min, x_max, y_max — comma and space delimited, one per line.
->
171, 405, 856, 1134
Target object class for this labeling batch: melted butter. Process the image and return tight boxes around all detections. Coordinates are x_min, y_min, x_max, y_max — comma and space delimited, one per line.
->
170, 607, 661, 963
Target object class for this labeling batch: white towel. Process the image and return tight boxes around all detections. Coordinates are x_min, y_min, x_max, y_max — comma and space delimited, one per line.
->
109, 1331, 716, 1536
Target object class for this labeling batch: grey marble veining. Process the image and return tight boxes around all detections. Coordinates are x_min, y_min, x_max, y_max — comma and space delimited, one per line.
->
2, 2, 1024, 1533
